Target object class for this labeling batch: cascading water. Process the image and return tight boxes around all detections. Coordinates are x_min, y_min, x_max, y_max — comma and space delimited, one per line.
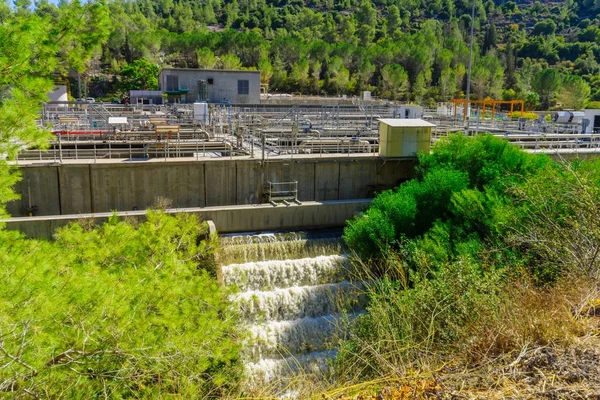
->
219, 230, 365, 391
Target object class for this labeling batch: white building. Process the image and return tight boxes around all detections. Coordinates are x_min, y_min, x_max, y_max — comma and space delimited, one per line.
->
583, 109, 600, 133
48, 84, 68, 103
158, 68, 261, 104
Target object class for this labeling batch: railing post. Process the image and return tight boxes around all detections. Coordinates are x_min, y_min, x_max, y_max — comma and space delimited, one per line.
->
58, 133, 63, 162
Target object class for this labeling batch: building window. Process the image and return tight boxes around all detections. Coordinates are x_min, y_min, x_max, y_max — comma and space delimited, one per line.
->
166, 75, 179, 91
238, 80, 249, 95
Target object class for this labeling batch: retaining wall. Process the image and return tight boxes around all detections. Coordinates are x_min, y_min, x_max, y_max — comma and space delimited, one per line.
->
7, 156, 415, 217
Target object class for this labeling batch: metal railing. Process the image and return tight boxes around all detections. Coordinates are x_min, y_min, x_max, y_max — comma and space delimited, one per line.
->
266, 181, 298, 203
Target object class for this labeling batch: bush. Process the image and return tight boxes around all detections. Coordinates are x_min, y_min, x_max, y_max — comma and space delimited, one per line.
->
587, 100, 600, 109
338, 134, 600, 387
0, 211, 242, 398
514, 111, 541, 120
506, 160, 600, 283
344, 133, 549, 260
336, 255, 504, 379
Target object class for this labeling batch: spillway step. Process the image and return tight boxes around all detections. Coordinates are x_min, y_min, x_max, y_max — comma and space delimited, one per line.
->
222, 255, 354, 291
233, 281, 367, 323
245, 312, 363, 361
244, 349, 337, 389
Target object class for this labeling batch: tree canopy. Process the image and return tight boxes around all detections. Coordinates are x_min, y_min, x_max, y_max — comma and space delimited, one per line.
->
76, 0, 600, 108
0, 212, 242, 397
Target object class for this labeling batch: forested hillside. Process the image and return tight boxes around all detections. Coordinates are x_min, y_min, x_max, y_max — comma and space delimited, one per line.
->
51, 0, 600, 108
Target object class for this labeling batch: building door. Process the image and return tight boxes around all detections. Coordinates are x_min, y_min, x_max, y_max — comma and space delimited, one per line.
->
594, 115, 600, 134
404, 132, 418, 156
198, 80, 208, 101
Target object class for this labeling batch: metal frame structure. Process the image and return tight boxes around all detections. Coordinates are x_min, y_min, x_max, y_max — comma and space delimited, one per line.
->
452, 99, 525, 123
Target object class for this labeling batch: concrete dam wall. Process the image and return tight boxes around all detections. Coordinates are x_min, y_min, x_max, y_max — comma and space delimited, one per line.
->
7, 155, 416, 217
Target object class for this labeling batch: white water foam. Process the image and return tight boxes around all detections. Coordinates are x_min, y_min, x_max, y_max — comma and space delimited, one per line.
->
220, 232, 367, 394
244, 350, 337, 389
246, 312, 363, 360
234, 281, 366, 323
219, 237, 344, 264
222, 255, 350, 291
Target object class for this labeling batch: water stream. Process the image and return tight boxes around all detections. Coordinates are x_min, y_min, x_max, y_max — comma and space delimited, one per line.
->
219, 230, 365, 391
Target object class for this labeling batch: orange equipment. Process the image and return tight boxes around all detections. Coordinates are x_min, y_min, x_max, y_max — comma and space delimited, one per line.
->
451, 99, 525, 122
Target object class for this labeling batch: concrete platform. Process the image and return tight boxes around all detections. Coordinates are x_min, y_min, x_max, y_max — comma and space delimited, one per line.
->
1, 199, 371, 240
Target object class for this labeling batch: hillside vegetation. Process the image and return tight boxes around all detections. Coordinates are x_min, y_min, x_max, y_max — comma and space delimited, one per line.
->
52, 0, 600, 108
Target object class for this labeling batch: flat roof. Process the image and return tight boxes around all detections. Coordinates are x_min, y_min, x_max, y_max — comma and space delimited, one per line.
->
160, 68, 261, 74
108, 117, 128, 125
378, 118, 436, 127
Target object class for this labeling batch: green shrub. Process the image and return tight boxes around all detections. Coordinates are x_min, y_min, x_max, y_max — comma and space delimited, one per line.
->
0, 211, 242, 398
337, 255, 504, 379
586, 101, 600, 109
344, 133, 549, 261
338, 134, 600, 385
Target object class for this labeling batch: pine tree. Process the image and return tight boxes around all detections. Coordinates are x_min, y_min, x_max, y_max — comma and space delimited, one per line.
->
504, 40, 517, 89
482, 22, 497, 54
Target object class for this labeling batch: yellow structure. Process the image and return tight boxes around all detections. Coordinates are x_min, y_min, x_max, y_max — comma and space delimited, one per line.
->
378, 119, 435, 157
451, 99, 525, 122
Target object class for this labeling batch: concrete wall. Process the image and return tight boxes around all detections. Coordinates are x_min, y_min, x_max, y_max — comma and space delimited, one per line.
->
159, 69, 261, 104
2, 200, 371, 240
7, 156, 415, 218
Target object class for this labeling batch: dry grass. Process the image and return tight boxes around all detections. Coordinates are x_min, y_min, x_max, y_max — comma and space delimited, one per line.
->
463, 275, 599, 364
321, 275, 600, 400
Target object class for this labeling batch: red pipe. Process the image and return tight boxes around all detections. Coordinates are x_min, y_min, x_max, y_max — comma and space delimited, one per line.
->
52, 130, 109, 135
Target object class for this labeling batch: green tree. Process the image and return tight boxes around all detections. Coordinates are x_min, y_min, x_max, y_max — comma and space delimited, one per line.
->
471, 64, 491, 100
515, 58, 539, 94
356, 0, 377, 45
412, 71, 427, 103
533, 19, 557, 36
0, 212, 242, 397
381, 64, 409, 100
504, 40, 517, 89
558, 75, 591, 109
482, 22, 497, 53
258, 56, 273, 86
525, 92, 541, 110
219, 53, 242, 69
331, 66, 350, 95
118, 58, 159, 93
471, 53, 504, 99
338, 15, 358, 45
0, 1, 110, 214
289, 59, 310, 93
439, 67, 457, 101
357, 60, 376, 90
196, 47, 217, 69
386, 5, 401, 37
310, 60, 322, 93
531, 68, 562, 109
224, 0, 239, 28
270, 56, 288, 91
